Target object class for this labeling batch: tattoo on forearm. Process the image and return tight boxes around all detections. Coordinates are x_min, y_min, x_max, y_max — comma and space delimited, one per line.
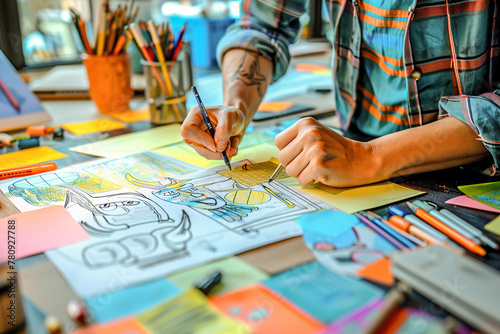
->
227, 52, 267, 97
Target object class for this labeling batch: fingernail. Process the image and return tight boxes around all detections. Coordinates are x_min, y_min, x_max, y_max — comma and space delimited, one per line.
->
217, 141, 227, 152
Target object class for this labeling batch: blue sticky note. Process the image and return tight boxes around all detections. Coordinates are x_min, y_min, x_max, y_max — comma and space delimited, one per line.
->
296, 210, 359, 244
263, 262, 382, 324
85, 279, 181, 323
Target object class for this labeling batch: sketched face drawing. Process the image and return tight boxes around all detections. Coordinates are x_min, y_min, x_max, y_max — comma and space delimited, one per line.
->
153, 183, 226, 210
63, 185, 172, 234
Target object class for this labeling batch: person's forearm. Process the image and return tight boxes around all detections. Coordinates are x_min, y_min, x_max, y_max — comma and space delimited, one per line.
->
370, 116, 490, 179
221, 49, 273, 127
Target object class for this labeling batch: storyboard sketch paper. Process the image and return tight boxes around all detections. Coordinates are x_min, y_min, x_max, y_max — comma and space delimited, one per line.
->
0, 152, 328, 298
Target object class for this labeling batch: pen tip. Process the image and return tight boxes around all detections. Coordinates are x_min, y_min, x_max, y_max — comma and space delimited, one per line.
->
268, 178, 273, 183
226, 162, 231, 171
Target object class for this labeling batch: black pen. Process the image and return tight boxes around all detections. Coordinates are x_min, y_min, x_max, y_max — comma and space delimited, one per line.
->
191, 86, 231, 171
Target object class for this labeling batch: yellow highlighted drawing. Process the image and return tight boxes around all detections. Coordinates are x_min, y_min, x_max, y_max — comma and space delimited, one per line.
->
218, 161, 288, 187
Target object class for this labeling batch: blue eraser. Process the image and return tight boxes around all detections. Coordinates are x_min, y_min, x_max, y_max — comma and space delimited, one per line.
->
388, 205, 410, 217
18, 137, 40, 150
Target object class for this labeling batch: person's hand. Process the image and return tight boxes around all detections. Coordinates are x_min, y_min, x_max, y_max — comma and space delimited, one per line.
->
275, 117, 381, 187
180, 105, 247, 160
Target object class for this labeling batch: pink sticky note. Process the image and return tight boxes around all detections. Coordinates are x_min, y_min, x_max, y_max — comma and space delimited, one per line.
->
0, 206, 89, 262
445, 195, 500, 214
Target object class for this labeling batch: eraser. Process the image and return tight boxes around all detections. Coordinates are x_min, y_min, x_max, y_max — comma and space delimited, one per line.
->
26, 125, 46, 136
18, 137, 40, 150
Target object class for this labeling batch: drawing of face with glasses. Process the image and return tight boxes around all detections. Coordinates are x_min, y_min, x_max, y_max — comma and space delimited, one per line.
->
62, 185, 174, 235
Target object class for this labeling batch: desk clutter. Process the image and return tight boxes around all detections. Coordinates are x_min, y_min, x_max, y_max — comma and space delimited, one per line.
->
0, 122, 499, 333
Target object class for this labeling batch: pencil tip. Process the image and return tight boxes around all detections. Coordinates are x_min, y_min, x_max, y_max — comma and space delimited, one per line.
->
268, 178, 273, 183
226, 163, 231, 171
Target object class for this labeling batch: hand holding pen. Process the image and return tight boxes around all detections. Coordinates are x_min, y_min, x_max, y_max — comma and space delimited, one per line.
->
191, 86, 232, 171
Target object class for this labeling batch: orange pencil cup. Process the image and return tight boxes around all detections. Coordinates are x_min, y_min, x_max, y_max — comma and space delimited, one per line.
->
141, 59, 187, 125
82, 53, 133, 112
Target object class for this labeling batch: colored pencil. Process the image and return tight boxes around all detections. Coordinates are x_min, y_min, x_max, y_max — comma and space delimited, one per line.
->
355, 213, 407, 250
0, 77, 21, 111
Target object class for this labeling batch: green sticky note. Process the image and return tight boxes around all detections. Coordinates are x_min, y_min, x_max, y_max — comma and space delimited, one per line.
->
167, 257, 268, 295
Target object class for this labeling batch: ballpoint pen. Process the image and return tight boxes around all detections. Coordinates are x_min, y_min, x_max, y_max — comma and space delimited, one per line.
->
269, 163, 284, 183
425, 200, 499, 250
191, 86, 231, 171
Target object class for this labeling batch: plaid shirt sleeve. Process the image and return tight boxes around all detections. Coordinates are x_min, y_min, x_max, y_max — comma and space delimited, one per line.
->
439, 89, 500, 169
216, 0, 307, 83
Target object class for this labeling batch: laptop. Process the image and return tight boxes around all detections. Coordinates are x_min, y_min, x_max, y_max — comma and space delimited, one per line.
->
0, 50, 52, 131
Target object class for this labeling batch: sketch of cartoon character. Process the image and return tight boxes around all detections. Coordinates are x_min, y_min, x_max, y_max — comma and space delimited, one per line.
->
83, 152, 198, 189
82, 210, 192, 268
311, 225, 394, 276
6, 172, 122, 206
127, 176, 258, 223
62, 185, 174, 235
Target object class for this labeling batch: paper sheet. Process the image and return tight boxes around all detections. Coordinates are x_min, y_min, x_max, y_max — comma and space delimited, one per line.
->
263, 262, 382, 323
485, 215, 500, 236
209, 284, 323, 333
138, 289, 249, 334
0, 206, 89, 262
282, 179, 425, 214
167, 256, 268, 295
154, 142, 279, 169
0, 146, 67, 170
237, 237, 316, 274
64, 119, 126, 135
70, 124, 183, 158
356, 257, 394, 286
20, 259, 80, 330
296, 210, 397, 277
445, 195, 500, 213
458, 181, 500, 210
0, 153, 329, 297
85, 279, 181, 323
105, 108, 150, 123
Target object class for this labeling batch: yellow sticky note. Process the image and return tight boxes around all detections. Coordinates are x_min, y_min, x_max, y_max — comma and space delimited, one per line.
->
106, 108, 150, 123
281, 178, 425, 214
70, 124, 183, 158
0, 146, 67, 170
258, 101, 294, 113
64, 119, 125, 135
154, 142, 279, 169
485, 215, 500, 236
138, 289, 249, 334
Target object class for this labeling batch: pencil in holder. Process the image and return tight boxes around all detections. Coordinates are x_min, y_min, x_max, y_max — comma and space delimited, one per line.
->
82, 53, 133, 113
141, 59, 186, 124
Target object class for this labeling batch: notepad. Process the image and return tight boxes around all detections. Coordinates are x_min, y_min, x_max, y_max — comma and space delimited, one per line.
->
0, 146, 67, 170
70, 124, 183, 157
64, 119, 126, 135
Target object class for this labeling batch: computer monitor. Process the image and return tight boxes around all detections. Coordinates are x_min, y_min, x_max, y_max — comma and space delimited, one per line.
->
0, 50, 51, 131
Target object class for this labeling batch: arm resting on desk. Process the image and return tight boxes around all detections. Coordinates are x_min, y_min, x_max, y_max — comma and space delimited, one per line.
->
274, 115, 490, 188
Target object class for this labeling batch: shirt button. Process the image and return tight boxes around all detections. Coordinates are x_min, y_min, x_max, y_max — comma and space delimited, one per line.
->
411, 69, 422, 80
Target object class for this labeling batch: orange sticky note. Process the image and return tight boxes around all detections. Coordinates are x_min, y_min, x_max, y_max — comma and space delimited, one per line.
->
63, 119, 125, 135
258, 101, 294, 113
0, 206, 89, 262
357, 257, 394, 286
209, 284, 324, 334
